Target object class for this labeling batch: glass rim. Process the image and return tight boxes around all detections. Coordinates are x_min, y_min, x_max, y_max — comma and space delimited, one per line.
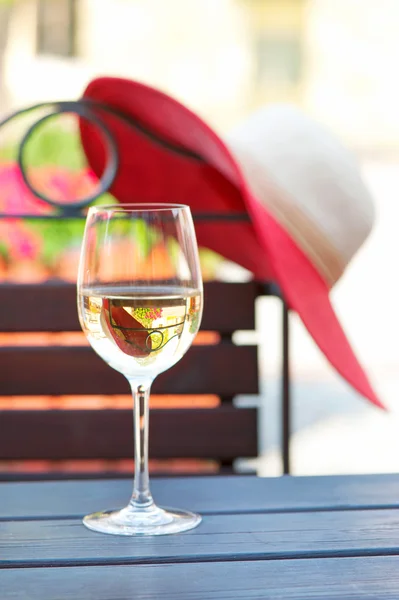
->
89, 203, 189, 213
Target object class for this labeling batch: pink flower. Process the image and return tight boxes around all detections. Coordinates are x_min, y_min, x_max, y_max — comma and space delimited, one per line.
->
0, 163, 50, 215
0, 162, 98, 214
0, 162, 98, 262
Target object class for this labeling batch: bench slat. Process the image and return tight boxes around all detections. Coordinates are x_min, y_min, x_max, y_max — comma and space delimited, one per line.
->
0, 343, 258, 396
0, 406, 258, 460
0, 281, 261, 333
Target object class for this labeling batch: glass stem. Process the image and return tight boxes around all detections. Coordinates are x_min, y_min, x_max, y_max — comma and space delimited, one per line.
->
129, 380, 154, 509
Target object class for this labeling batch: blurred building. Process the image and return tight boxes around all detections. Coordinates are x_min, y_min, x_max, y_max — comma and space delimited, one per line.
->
2, 0, 399, 153
3, 0, 303, 131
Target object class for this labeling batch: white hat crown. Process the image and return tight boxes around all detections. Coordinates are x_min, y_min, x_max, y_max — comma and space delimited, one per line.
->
227, 105, 375, 285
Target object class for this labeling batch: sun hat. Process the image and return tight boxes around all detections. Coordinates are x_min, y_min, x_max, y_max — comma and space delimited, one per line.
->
79, 76, 382, 409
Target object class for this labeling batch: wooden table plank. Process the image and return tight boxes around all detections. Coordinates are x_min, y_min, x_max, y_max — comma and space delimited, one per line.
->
2, 474, 399, 520
2, 556, 399, 599
3, 509, 399, 567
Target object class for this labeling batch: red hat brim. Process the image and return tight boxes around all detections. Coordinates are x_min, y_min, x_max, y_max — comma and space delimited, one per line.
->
79, 76, 383, 409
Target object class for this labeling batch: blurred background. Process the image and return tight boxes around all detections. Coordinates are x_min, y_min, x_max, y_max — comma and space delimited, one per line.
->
1, 0, 399, 476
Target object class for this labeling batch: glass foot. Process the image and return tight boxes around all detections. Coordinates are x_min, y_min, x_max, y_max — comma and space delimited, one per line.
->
83, 503, 201, 536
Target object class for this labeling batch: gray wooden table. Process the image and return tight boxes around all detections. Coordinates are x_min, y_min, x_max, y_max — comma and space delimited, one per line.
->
2, 474, 399, 598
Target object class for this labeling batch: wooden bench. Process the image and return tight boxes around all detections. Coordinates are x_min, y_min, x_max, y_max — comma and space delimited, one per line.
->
0, 280, 288, 480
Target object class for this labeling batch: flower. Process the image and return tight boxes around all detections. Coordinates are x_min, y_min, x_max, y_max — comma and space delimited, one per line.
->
188, 297, 201, 334
0, 162, 99, 266
0, 163, 50, 216
133, 307, 163, 328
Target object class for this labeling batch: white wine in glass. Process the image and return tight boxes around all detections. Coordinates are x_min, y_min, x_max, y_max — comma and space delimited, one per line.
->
77, 204, 203, 535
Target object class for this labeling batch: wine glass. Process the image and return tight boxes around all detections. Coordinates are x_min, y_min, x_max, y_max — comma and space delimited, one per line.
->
77, 204, 203, 535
